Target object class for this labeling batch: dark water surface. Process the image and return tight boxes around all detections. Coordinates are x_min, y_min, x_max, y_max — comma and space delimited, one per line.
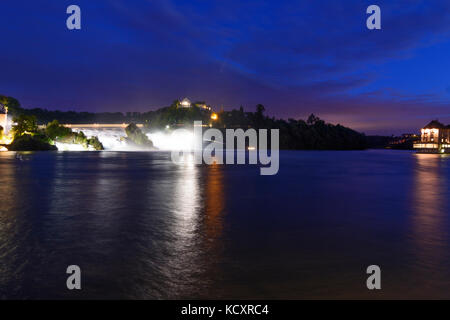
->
0, 150, 449, 299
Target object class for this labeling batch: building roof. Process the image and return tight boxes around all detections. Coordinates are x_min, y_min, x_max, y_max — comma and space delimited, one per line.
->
180, 97, 191, 104
423, 120, 446, 129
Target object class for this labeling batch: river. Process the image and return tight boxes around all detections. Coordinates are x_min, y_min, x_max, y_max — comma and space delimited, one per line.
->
0, 150, 449, 299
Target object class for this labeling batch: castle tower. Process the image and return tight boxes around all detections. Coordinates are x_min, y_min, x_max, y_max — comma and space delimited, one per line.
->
0, 103, 8, 134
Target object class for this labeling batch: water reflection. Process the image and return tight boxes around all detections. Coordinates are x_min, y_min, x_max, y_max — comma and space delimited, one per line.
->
0, 154, 22, 297
163, 157, 203, 297
0, 152, 56, 298
3, 151, 450, 299
410, 154, 449, 296
153, 158, 227, 298
204, 163, 225, 241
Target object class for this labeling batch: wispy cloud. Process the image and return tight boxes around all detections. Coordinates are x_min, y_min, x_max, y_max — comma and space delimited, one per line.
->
1, 0, 450, 133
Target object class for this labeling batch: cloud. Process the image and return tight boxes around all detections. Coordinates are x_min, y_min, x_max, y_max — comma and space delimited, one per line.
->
1, 0, 450, 133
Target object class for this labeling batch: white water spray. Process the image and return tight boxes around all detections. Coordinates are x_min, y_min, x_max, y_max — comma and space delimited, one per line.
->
69, 128, 195, 151
147, 130, 194, 151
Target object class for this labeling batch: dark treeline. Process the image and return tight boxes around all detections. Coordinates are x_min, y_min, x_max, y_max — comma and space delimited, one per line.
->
212, 105, 366, 150
216, 107, 366, 150
365, 134, 419, 150
2, 97, 211, 125
2, 95, 368, 150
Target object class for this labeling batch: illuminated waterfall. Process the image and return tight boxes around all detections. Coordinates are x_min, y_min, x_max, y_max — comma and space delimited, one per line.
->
67, 128, 195, 151
147, 130, 194, 151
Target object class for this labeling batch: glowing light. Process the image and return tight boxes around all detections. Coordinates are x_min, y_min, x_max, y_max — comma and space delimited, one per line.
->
247, 146, 256, 151
423, 128, 439, 134
55, 127, 184, 152
147, 129, 195, 151
211, 113, 218, 120
176, 152, 195, 166
71, 128, 130, 151
3, 125, 199, 152
55, 142, 91, 151
414, 143, 439, 149
0, 146, 8, 152
0, 133, 12, 146
180, 98, 191, 108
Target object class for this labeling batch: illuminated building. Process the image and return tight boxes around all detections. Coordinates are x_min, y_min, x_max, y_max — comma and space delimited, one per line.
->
0, 103, 7, 133
414, 120, 450, 153
178, 98, 212, 111
196, 103, 212, 111
179, 97, 192, 108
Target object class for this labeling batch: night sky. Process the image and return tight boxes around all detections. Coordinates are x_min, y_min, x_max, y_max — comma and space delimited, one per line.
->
2, 0, 450, 134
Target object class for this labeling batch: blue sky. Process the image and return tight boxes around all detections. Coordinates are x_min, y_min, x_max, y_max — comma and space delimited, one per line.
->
1, 0, 450, 134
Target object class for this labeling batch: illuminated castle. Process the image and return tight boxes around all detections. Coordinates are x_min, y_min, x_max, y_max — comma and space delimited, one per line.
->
0, 103, 7, 133
414, 120, 450, 153
178, 98, 212, 111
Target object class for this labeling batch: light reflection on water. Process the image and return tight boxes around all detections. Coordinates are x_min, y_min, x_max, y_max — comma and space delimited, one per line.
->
407, 154, 450, 296
0, 150, 450, 299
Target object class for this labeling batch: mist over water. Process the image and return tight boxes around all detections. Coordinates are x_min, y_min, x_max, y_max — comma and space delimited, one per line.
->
70, 128, 194, 151
74, 128, 129, 151
147, 130, 194, 151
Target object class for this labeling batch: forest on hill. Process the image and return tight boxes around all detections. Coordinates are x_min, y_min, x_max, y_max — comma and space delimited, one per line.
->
1, 95, 367, 150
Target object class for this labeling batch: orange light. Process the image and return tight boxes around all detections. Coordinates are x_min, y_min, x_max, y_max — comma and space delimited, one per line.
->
211, 113, 218, 120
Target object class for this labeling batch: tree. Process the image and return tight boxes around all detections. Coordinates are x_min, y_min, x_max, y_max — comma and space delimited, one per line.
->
11, 114, 38, 137
46, 120, 73, 139
0, 95, 21, 116
125, 123, 153, 147
254, 104, 266, 128
87, 136, 104, 151
256, 104, 265, 116
7, 134, 57, 151
307, 114, 321, 125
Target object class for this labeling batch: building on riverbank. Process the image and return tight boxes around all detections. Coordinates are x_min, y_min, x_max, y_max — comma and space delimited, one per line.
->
413, 120, 450, 153
0, 103, 8, 133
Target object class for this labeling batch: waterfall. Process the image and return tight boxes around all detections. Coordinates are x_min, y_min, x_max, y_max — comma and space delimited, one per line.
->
69, 128, 195, 151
